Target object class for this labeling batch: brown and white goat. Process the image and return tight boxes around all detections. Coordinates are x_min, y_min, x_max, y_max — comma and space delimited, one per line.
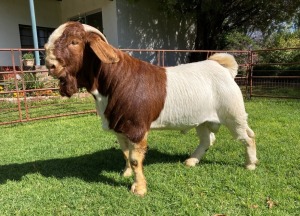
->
45, 22, 258, 196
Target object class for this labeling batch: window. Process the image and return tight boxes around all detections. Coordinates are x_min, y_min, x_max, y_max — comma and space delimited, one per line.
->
70, 10, 103, 32
19, 25, 55, 48
19, 25, 55, 65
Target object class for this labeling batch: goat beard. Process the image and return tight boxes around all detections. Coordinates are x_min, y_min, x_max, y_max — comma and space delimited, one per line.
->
59, 73, 78, 97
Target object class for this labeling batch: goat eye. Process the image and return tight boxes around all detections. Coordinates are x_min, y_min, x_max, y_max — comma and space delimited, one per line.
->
71, 40, 78, 45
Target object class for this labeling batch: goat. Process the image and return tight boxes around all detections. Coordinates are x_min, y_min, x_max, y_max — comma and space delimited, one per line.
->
45, 21, 258, 196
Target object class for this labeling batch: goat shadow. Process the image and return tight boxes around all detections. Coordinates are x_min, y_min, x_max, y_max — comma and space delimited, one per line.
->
0, 147, 189, 187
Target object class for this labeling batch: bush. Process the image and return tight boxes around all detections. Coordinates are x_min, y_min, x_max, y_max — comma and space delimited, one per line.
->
5, 72, 44, 95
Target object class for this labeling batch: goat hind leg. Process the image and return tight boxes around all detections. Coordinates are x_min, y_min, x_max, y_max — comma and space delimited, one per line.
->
244, 126, 258, 170
229, 124, 258, 170
185, 124, 213, 167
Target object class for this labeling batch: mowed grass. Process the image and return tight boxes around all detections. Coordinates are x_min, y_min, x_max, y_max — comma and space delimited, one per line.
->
0, 99, 299, 215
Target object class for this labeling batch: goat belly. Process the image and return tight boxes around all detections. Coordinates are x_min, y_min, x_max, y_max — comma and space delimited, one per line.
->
150, 61, 229, 130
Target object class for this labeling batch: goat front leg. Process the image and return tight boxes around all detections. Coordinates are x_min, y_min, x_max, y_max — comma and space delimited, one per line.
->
116, 135, 133, 177
128, 133, 148, 197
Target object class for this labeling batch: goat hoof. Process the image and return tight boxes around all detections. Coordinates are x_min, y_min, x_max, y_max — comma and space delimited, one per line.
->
122, 168, 133, 177
246, 158, 259, 170
185, 158, 199, 167
246, 164, 256, 170
131, 183, 147, 197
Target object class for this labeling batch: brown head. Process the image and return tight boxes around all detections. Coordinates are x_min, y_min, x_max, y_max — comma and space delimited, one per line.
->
44, 21, 119, 97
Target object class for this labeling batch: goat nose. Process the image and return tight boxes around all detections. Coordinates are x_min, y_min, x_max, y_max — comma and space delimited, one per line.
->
46, 62, 55, 70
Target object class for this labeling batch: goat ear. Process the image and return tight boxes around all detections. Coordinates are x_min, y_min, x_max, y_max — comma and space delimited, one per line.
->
86, 33, 119, 63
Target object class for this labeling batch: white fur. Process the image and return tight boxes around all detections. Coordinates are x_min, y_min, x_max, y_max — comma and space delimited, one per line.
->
149, 55, 257, 169
151, 59, 247, 131
90, 89, 109, 130
45, 23, 68, 50
44, 23, 68, 76
208, 53, 239, 78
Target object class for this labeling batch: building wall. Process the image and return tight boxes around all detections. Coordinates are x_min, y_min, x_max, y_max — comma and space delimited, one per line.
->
0, 0, 61, 65
0, 0, 195, 66
58, 0, 196, 65
60, 0, 118, 46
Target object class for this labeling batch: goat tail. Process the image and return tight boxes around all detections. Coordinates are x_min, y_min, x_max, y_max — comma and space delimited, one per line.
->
208, 53, 238, 78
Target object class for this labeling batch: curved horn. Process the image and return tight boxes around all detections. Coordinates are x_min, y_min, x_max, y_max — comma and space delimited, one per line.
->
82, 24, 108, 44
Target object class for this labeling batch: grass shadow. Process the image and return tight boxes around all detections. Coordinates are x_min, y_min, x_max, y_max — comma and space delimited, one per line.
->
0, 147, 188, 187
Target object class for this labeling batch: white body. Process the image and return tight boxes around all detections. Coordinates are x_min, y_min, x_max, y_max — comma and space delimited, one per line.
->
151, 60, 247, 131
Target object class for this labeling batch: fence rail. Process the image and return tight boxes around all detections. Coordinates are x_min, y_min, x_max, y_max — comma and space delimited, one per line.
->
0, 48, 299, 125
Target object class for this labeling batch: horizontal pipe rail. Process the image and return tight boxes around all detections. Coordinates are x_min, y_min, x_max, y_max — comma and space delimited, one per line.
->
0, 47, 299, 126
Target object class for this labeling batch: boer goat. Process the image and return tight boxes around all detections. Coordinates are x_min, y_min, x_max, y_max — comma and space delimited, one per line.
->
45, 22, 258, 196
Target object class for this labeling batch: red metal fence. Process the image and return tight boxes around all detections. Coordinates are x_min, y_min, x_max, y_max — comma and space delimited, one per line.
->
0, 48, 299, 125
249, 48, 300, 99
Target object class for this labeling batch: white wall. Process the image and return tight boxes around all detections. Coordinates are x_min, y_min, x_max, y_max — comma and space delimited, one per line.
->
0, 0, 61, 65
60, 0, 118, 46
102, 1, 118, 47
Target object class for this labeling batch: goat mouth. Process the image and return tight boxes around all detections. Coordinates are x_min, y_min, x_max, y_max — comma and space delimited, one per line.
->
58, 75, 78, 98
59, 77, 66, 84
48, 66, 65, 78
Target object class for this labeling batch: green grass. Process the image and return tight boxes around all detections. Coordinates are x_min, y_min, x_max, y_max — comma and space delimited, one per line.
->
251, 86, 300, 98
0, 99, 299, 215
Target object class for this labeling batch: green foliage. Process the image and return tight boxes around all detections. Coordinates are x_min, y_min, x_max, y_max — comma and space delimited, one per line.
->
223, 31, 261, 50
158, 0, 300, 54
264, 29, 300, 49
0, 99, 299, 215
253, 30, 300, 76
6, 73, 44, 93
22, 52, 34, 60
23, 73, 44, 89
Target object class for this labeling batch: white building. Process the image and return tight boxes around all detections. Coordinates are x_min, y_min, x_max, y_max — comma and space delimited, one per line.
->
0, 0, 195, 66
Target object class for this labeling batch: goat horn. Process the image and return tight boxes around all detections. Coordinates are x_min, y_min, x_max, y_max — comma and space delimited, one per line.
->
82, 24, 108, 44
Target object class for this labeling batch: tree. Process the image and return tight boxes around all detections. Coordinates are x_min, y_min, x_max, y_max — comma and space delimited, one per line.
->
255, 29, 300, 76
159, 0, 300, 60
223, 31, 260, 50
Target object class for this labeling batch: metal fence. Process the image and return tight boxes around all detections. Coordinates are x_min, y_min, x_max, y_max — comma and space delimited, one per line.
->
0, 48, 299, 125
0, 48, 96, 125
249, 48, 300, 99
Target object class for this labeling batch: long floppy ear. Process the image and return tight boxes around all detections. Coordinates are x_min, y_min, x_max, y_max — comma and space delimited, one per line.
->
86, 33, 119, 63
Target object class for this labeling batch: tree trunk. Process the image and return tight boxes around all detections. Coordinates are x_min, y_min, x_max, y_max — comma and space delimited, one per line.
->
190, 13, 212, 61
189, 3, 222, 62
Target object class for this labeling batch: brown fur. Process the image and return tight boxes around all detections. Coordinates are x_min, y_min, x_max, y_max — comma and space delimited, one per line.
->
52, 22, 86, 97
46, 22, 167, 196
47, 22, 167, 143
97, 50, 166, 143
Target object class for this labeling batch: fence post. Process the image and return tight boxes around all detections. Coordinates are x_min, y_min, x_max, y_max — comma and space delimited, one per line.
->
19, 50, 30, 121
11, 50, 23, 122
156, 51, 160, 66
246, 50, 254, 99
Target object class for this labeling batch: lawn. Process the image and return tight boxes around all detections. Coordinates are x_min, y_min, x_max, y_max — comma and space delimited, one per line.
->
0, 98, 299, 215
